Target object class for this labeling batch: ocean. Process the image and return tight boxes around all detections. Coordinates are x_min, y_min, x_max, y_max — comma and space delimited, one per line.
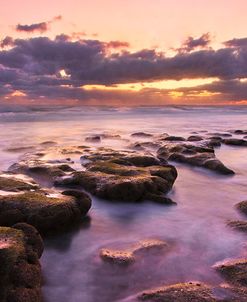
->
1, 105, 247, 301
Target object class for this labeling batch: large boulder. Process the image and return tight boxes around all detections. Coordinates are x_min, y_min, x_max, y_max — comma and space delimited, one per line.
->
0, 224, 43, 302
0, 190, 91, 233
56, 156, 177, 204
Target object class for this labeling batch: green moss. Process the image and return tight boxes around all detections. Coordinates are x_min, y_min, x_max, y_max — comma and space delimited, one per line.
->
88, 161, 142, 176
0, 176, 36, 192
0, 227, 25, 272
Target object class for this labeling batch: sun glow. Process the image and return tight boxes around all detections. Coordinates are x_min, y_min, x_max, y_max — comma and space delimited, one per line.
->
82, 78, 218, 92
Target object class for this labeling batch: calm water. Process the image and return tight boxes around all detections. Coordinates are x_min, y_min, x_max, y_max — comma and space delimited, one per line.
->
0, 106, 247, 301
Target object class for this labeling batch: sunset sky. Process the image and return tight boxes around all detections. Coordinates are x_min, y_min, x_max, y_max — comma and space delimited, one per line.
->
1, 0, 247, 106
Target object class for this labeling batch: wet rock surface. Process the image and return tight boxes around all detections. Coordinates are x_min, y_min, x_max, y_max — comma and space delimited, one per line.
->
0, 174, 39, 192
0, 223, 43, 302
131, 132, 153, 138
214, 258, 247, 287
236, 200, 247, 216
222, 138, 247, 146
56, 150, 177, 203
100, 239, 169, 266
227, 220, 247, 233
0, 190, 91, 233
157, 142, 234, 175
137, 282, 217, 302
136, 282, 247, 302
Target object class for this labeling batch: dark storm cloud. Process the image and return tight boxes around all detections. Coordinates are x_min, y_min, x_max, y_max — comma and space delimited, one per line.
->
0, 34, 247, 103
15, 16, 62, 33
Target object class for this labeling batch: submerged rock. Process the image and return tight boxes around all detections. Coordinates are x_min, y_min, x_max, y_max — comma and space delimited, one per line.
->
138, 282, 217, 302
85, 135, 101, 142
0, 190, 91, 233
163, 136, 186, 142
131, 132, 153, 138
129, 142, 162, 151
231, 130, 247, 135
100, 239, 169, 266
236, 200, 247, 216
214, 258, 247, 287
187, 135, 204, 141
100, 249, 135, 265
228, 220, 247, 233
0, 223, 43, 302
223, 138, 247, 146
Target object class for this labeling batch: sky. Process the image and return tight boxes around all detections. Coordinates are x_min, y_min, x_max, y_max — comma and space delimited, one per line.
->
0, 0, 247, 106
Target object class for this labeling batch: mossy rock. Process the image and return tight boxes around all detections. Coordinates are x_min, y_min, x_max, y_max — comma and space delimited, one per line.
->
157, 143, 234, 175
228, 220, 247, 233
236, 200, 247, 216
0, 190, 91, 233
214, 258, 247, 287
55, 161, 177, 204
0, 176, 38, 192
100, 239, 169, 266
0, 224, 43, 302
138, 282, 217, 301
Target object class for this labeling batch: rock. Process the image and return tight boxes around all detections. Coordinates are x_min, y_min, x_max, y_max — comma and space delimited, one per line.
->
0, 175, 39, 192
119, 155, 161, 167
223, 139, 247, 146
131, 132, 153, 138
207, 139, 222, 148
13, 223, 44, 258
55, 158, 177, 204
236, 200, 247, 216
214, 258, 247, 287
100, 133, 121, 139
100, 239, 169, 266
187, 135, 204, 141
232, 130, 247, 135
85, 135, 101, 142
0, 190, 91, 233
138, 282, 217, 301
208, 132, 232, 137
163, 136, 186, 142
227, 220, 247, 233
157, 143, 234, 175
0, 224, 43, 302
4, 146, 35, 153
129, 142, 161, 151
39, 141, 57, 146
100, 249, 135, 265
204, 159, 234, 175
9, 160, 75, 182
